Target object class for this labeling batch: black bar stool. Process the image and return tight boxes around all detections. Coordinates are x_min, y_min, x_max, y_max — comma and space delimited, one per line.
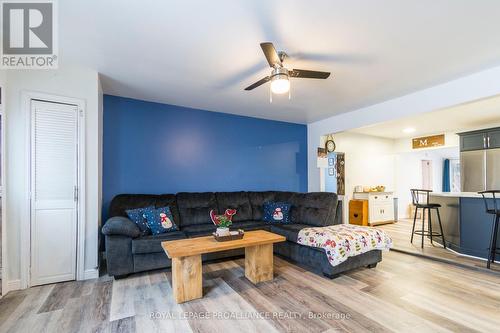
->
478, 190, 500, 269
410, 189, 446, 248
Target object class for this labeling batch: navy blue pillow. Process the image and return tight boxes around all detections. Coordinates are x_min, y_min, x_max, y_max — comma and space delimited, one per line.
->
263, 202, 292, 224
126, 206, 154, 235
144, 206, 179, 235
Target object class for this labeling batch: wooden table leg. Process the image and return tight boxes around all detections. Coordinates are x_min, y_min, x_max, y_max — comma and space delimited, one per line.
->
171, 254, 202, 303
245, 244, 274, 284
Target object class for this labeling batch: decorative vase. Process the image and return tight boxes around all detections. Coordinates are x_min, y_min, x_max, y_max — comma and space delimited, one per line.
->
216, 227, 230, 236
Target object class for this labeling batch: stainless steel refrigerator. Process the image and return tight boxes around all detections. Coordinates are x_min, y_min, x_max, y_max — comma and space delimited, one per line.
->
461, 148, 500, 191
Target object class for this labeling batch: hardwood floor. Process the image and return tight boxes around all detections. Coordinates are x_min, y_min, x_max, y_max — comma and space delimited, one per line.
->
379, 219, 500, 273
1, 250, 499, 333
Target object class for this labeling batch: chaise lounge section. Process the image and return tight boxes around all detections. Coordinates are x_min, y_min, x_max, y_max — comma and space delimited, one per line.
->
102, 191, 382, 278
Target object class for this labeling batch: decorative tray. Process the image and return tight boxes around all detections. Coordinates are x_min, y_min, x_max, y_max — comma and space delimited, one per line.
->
213, 229, 244, 242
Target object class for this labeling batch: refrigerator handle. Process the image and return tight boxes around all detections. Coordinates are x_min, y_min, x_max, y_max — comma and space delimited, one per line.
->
487, 136, 490, 148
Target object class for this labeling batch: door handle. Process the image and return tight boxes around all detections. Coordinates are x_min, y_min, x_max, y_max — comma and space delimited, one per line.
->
73, 186, 78, 202
487, 136, 490, 148
484, 136, 487, 148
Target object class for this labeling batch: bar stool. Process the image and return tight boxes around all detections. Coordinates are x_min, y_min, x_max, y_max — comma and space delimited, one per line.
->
410, 189, 446, 248
478, 190, 500, 269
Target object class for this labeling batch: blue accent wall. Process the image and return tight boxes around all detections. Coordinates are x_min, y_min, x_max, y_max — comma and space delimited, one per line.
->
103, 95, 307, 219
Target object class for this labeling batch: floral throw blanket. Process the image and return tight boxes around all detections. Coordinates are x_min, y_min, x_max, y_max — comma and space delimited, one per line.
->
297, 224, 392, 267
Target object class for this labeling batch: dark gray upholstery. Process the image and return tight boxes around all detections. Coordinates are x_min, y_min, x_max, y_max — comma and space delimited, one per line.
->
216, 191, 252, 222
274, 240, 382, 277
132, 231, 187, 254
248, 191, 276, 220
177, 192, 217, 226
103, 191, 382, 279
292, 192, 338, 226
182, 224, 217, 237
105, 235, 134, 276
231, 220, 270, 231
102, 216, 141, 238
270, 224, 311, 242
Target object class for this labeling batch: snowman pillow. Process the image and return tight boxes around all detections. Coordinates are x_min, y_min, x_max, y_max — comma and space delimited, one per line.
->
144, 206, 179, 234
263, 202, 292, 224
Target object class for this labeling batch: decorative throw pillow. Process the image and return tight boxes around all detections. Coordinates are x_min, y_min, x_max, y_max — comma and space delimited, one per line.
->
126, 206, 154, 235
263, 202, 292, 224
143, 206, 179, 235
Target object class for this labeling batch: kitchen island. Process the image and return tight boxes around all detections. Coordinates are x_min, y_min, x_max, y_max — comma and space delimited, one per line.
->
430, 192, 499, 259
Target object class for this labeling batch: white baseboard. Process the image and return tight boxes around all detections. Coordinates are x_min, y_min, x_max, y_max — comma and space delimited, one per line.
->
6, 279, 21, 293
83, 269, 99, 280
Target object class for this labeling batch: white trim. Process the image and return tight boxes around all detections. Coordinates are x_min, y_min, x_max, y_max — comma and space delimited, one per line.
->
83, 269, 99, 280
1, 84, 6, 296
6, 279, 21, 293
21, 91, 87, 289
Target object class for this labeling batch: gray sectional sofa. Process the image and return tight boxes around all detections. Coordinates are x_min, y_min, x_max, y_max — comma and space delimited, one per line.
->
102, 191, 382, 279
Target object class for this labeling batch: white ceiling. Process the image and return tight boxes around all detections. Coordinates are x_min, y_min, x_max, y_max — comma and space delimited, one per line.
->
349, 94, 500, 139
61, 0, 500, 124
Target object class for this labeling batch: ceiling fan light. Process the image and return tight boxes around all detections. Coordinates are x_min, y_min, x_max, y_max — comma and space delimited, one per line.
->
270, 74, 290, 94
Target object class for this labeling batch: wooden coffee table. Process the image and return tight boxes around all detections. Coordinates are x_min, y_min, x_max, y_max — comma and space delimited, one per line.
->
161, 230, 286, 303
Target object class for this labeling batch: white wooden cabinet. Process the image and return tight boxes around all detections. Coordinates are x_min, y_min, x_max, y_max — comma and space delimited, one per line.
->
352, 192, 394, 225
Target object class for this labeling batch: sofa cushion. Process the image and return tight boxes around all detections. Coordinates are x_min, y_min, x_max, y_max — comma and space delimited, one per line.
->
263, 202, 292, 224
177, 192, 217, 227
102, 216, 141, 238
230, 220, 269, 231
247, 191, 276, 220
156, 194, 181, 228
270, 224, 311, 242
291, 192, 338, 226
144, 206, 179, 234
125, 206, 154, 235
273, 191, 297, 203
132, 231, 187, 254
216, 191, 252, 222
109, 194, 160, 218
182, 224, 217, 237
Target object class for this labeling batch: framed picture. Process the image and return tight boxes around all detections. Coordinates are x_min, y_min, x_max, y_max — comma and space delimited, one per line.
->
328, 158, 334, 166
328, 168, 335, 176
317, 147, 327, 158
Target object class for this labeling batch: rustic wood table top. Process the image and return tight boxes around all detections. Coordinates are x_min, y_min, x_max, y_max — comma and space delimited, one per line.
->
161, 230, 286, 258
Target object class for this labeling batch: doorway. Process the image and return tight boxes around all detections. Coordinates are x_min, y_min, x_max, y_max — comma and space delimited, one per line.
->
421, 160, 433, 190
22, 93, 86, 288
0, 86, 3, 296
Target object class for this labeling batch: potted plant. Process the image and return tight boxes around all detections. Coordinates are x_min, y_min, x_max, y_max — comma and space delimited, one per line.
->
215, 215, 232, 236
210, 209, 237, 236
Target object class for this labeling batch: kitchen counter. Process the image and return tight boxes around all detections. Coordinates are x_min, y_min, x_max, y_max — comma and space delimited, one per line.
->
430, 192, 482, 198
429, 194, 499, 259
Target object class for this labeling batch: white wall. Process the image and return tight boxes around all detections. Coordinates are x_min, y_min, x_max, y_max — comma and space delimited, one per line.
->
308, 65, 500, 192
4, 66, 101, 288
395, 147, 459, 218
326, 132, 395, 223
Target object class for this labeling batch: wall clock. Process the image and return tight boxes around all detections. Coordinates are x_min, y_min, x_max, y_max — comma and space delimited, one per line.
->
325, 135, 336, 152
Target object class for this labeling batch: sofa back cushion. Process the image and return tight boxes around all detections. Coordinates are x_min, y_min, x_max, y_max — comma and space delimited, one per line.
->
109, 194, 159, 218
248, 191, 276, 220
177, 192, 217, 227
291, 192, 338, 226
216, 191, 252, 222
247, 191, 296, 221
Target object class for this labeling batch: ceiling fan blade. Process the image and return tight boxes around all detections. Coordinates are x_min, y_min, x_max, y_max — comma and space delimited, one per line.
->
260, 42, 282, 67
244, 76, 271, 90
290, 69, 331, 79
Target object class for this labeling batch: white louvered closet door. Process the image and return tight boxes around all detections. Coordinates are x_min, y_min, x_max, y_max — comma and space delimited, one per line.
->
31, 100, 78, 286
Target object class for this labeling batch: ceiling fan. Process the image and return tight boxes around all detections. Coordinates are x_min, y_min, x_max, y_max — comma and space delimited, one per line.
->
244, 42, 331, 97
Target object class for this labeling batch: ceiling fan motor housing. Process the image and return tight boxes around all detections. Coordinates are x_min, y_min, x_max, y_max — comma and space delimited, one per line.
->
271, 67, 289, 80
